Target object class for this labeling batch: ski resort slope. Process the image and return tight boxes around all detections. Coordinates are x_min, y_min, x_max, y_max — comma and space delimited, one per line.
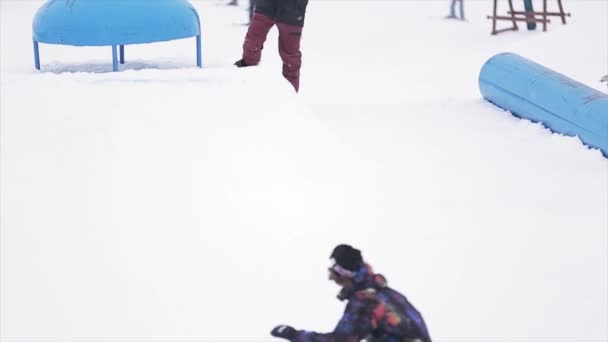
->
1, 0, 607, 341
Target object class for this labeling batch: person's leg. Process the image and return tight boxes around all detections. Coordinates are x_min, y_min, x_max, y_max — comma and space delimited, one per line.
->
241, 13, 275, 66
449, 0, 457, 17
459, 0, 465, 20
276, 22, 303, 92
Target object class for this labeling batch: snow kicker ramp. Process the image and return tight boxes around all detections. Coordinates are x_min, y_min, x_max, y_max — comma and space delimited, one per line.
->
479, 53, 608, 157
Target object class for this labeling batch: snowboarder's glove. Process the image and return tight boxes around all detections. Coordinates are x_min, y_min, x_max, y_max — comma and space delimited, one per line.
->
271, 325, 296, 340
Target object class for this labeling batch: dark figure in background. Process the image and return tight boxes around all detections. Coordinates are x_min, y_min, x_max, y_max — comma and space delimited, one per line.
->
229, 0, 255, 24
446, 0, 465, 20
234, 0, 309, 92
248, 0, 256, 22
270, 244, 432, 342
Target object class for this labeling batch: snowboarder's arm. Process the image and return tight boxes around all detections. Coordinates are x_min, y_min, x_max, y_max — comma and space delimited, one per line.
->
293, 299, 374, 342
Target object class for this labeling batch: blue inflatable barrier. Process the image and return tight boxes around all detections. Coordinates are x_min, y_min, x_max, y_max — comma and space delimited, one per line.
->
479, 53, 608, 156
32, 0, 202, 71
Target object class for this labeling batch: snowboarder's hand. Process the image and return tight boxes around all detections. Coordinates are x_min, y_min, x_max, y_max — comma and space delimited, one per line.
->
270, 324, 296, 340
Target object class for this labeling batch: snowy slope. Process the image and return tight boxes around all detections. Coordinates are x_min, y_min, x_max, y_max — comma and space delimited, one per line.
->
1, 0, 607, 341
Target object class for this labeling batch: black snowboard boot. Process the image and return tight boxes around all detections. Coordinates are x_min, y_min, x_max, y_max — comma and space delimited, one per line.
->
234, 59, 254, 67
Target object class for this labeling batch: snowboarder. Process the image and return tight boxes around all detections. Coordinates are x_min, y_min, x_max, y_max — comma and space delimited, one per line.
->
234, 0, 309, 92
270, 244, 432, 342
446, 0, 465, 20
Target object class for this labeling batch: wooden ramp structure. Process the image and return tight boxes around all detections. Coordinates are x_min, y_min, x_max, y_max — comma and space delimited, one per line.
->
487, 0, 571, 35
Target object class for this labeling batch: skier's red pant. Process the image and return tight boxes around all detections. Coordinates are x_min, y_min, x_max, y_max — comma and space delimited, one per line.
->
242, 13, 303, 92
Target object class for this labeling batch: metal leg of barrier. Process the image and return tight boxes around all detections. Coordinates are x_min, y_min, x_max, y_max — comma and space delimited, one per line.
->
196, 35, 202, 67
112, 45, 118, 72
33, 41, 40, 70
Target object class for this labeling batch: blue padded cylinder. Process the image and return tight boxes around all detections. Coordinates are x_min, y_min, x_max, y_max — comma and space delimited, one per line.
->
479, 53, 608, 156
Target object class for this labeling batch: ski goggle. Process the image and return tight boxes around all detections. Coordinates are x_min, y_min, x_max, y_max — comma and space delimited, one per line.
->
329, 260, 356, 278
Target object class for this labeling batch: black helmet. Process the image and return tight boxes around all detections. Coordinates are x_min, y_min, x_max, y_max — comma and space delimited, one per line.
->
330, 244, 363, 273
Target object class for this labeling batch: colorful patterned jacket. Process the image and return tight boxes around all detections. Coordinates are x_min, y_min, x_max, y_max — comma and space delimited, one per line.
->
294, 264, 431, 342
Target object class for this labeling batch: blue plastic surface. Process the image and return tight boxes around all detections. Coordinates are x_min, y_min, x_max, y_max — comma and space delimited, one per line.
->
479, 53, 608, 156
33, 0, 201, 46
